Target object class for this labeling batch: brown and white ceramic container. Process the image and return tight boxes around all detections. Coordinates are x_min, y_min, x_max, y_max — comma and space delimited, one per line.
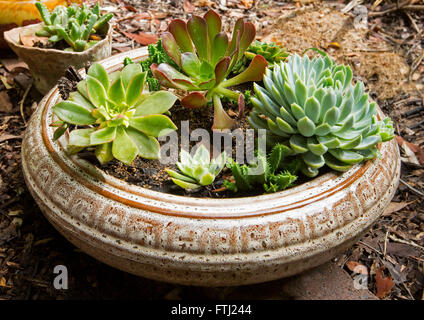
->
21, 48, 401, 286
4, 22, 112, 94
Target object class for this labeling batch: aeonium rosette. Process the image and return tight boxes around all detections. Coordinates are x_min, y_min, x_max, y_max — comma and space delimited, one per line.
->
151, 9, 268, 130
51, 63, 178, 165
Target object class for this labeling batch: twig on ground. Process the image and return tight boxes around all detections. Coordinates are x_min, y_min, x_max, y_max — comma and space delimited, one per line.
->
359, 240, 383, 255
383, 230, 389, 257
399, 178, 424, 197
388, 234, 424, 252
19, 82, 32, 126
408, 51, 424, 82
404, 11, 420, 33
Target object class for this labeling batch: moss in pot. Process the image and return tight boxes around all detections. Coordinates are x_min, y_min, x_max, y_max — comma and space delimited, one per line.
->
21, 11, 400, 286
4, 2, 113, 94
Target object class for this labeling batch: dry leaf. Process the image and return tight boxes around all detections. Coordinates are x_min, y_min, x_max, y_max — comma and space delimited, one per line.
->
382, 201, 412, 216
0, 58, 28, 72
395, 135, 424, 166
0, 91, 13, 112
20, 34, 48, 47
194, 0, 216, 7
346, 261, 368, 275
0, 134, 22, 143
328, 41, 341, 49
123, 31, 158, 45
0, 277, 11, 288
183, 0, 195, 13
375, 266, 394, 298
240, 0, 254, 9
124, 5, 138, 12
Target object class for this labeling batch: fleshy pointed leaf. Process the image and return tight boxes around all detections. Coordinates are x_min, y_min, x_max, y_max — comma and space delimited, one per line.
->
214, 57, 230, 85
303, 151, 325, 169
126, 72, 147, 106
87, 63, 109, 90
181, 52, 201, 77
187, 16, 209, 61
211, 32, 228, 66
68, 91, 95, 111
227, 18, 244, 57
238, 22, 255, 60
181, 92, 208, 108
222, 55, 267, 87
212, 95, 234, 130
121, 63, 143, 88
108, 77, 125, 105
297, 116, 316, 137
161, 32, 182, 66
112, 127, 138, 165
166, 169, 198, 183
86, 76, 107, 108
68, 128, 95, 147
134, 91, 177, 116
204, 9, 221, 52
129, 115, 177, 137
53, 101, 96, 125
95, 142, 113, 165
168, 19, 194, 53
304, 96, 320, 123
171, 178, 201, 190
90, 126, 117, 145
125, 127, 160, 159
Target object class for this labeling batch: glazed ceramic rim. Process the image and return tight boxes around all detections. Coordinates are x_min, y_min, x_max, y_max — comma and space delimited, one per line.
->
40, 48, 393, 219
4, 22, 112, 55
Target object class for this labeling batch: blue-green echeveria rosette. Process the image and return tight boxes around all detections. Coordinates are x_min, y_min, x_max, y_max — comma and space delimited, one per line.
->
248, 53, 395, 177
51, 62, 178, 165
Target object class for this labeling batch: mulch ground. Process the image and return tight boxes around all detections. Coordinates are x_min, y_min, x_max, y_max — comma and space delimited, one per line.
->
0, 0, 423, 300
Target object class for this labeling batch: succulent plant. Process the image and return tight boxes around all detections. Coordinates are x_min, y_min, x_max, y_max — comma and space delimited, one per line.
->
34, 2, 113, 52
224, 144, 298, 193
248, 54, 395, 177
166, 145, 227, 190
52, 62, 178, 165
151, 9, 268, 130
233, 40, 289, 73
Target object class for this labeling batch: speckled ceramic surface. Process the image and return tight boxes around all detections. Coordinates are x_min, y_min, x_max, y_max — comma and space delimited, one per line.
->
21, 48, 401, 286
4, 22, 112, 94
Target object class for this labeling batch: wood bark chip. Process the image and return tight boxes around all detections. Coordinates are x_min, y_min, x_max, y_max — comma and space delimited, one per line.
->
123, 31, 158, 45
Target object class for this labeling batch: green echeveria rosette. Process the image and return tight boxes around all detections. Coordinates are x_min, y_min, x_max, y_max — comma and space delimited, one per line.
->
248, 54, 395, 177
166, 145, 227, 190
51, 63, 178, 165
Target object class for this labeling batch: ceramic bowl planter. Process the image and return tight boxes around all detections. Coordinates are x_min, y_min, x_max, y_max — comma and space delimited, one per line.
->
21, 48, 401, 286
4, 22, 112, 94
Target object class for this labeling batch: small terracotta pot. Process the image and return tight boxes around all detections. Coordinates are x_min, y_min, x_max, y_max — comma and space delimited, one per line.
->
4, 22, 112, 94
21, 48, 401, 286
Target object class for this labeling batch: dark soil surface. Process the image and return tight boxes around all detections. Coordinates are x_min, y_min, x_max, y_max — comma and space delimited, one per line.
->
0, 0, 423, 300
92, 98, 261, 198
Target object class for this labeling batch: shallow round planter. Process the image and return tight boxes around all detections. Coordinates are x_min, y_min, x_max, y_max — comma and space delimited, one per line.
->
4, 22, 112, 94
21, 48, 401, 286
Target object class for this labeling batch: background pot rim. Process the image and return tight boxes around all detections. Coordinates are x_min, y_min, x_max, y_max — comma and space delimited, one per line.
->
4, 22, 112, 55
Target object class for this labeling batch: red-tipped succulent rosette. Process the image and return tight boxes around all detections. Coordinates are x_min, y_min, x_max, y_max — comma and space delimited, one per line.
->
150, 9, 268, 130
